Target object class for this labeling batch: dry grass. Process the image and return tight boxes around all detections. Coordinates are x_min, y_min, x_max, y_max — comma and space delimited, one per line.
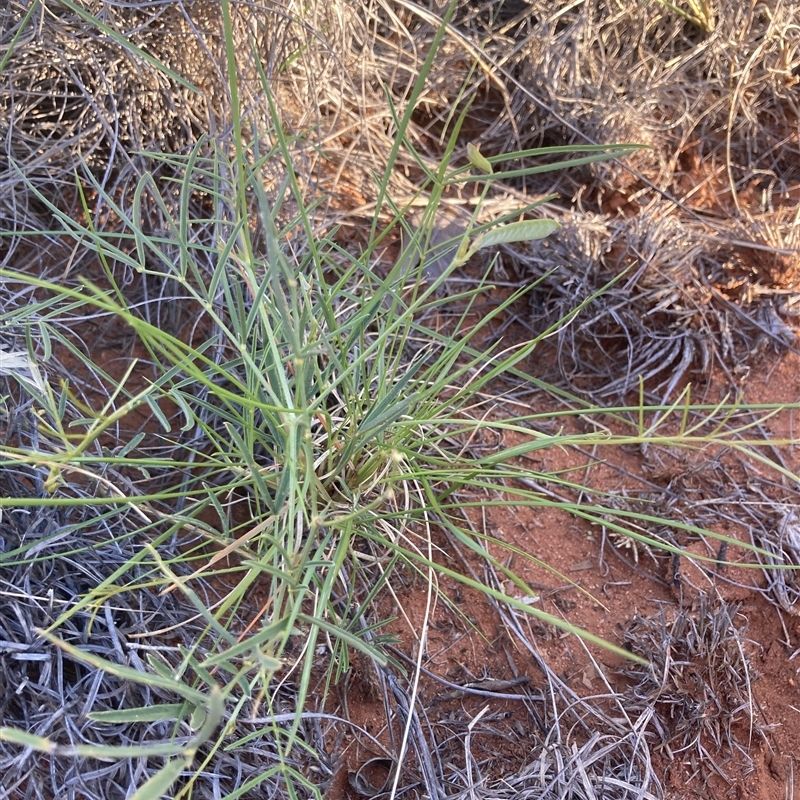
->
618, 598, 759, 778
367, 0, 800, 402
5, 1, 797, 392
0, 1, 292, 284
754, 504, 800, 617
1, 2, 799, 799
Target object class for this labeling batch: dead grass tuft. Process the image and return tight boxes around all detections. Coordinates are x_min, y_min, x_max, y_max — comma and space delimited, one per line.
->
0, 1, 293, 275
618, 598, 759, 775
0, 465, 332, 799
755, 505, 800, 617
5, 1, 798, 400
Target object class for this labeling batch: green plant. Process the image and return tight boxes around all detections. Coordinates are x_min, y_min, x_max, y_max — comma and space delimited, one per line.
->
0, 1, 795, 797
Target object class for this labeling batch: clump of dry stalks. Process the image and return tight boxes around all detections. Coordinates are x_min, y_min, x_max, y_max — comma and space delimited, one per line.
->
618, 598, 759, 776
0, 0, 296, 279
257, 0, 800, 401
366, 0, 800, 401
755, 504, 800, 617
0, 465, 334, 800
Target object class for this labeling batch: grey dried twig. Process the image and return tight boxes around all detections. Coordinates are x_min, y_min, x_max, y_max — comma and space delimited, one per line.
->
754, 505, 800, 617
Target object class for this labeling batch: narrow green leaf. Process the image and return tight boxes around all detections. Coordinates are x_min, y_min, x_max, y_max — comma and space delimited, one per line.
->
199, 617, 290, 668
170, 389, 197, 432
147, 653, 180, 682
128, 758, 189, 800
39, 631, 207, 704
0, 726, 187, 759
117, 432, 147, 458
88, 703, 189, 724
144, 392, 171, 433
0, 727, 56, 751
0, 0, 39, 73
